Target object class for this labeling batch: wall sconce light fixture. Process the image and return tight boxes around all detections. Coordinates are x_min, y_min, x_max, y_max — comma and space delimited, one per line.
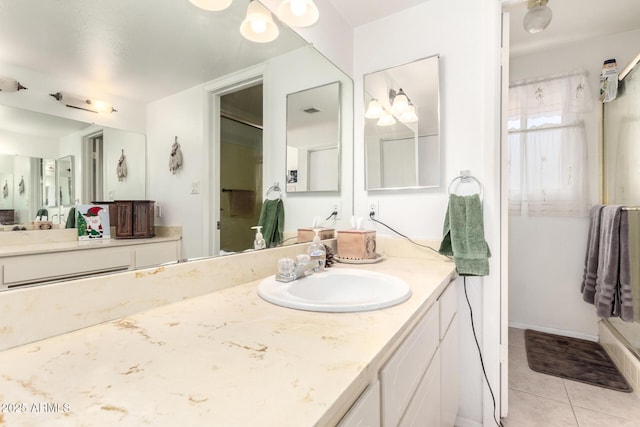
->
0, 76, 27, 92
189, 0, 233, 11
277, 0, 319, 27
365, 99, 384, 119
377, 110, 396, 127
389, 88, 410, 115
50, 91, 116, 114
523, 0, 552, 34
240, 0, 279, 43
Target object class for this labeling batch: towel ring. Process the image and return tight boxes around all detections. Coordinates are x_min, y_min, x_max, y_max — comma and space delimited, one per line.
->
448, 172, 483, 200
266, 182, 282, 200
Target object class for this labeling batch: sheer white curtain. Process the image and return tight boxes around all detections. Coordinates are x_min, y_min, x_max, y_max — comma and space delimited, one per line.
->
508, 72, 591, 217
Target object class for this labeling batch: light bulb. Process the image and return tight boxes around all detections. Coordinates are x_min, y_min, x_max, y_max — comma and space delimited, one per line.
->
399, 104, 418, 123
365, 99, 384, 119
290, 0, 308, 16
391, 89, 409, 115
377, 110, 396, 127
277, 0, 318, 27
251, 18, 267, 33
240, 0, 279, 43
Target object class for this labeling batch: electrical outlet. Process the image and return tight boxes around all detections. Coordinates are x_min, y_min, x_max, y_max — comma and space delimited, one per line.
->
155, 204, 162, 218
368, 199, 379, 218
331, 202, 341, 220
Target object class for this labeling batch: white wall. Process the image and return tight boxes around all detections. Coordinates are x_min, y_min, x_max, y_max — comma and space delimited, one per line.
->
0, 129, 58, 159
103, 128, 146, 200
146, 85, 205, 260
508, 29, 640, 340
354, 1, 502, 425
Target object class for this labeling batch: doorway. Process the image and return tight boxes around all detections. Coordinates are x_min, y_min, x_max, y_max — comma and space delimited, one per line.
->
218, 84, 264, 253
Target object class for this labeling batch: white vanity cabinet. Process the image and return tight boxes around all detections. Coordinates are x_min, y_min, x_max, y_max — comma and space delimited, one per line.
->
0, 239, 180, 288
341, 278, 458, 427
338, 381, 381, 427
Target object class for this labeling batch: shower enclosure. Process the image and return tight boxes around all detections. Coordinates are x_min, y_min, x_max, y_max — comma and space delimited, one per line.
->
602, 52, 640, 359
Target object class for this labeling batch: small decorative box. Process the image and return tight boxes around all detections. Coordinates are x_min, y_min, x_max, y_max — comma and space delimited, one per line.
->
297, 228, 335, 243
337, 230, 377, 260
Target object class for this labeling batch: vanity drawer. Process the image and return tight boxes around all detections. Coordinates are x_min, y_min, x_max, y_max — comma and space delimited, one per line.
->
380, 301, 439, 427
3, 248, 131, 286
338, 380, 380, 427
438, 279, 457, 339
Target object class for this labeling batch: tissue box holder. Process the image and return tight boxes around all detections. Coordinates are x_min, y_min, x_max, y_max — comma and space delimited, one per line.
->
337, 230, 377, 260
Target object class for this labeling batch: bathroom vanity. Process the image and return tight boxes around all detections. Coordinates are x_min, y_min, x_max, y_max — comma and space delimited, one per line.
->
0, 240, 457, 426
0, 227, 181, 289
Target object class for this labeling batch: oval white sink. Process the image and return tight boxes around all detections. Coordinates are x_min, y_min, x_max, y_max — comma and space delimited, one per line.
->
257, 268, 412, 313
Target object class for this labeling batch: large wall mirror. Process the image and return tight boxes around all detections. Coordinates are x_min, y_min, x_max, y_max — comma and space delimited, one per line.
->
603, 54, 640, 204
286, 81, 341, 192
364, 55, 440, 190
0, 1, 353, 275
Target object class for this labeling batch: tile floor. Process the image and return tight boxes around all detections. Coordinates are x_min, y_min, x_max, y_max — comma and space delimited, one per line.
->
502, 328, 640, 427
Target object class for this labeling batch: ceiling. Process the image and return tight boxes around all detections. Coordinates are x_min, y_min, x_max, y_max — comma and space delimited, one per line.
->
325, 0, 428, 27
504, 0, 640, 57
0, 0, 305, 104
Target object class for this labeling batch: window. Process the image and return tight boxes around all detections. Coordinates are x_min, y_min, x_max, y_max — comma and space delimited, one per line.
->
508, 72, 591, 217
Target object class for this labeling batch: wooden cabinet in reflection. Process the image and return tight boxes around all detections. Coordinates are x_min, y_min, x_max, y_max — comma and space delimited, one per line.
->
114, 200, 155, 238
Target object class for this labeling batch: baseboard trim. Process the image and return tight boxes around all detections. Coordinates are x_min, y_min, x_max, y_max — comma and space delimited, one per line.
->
508, 322, 598, 342
455, 415, 483, 427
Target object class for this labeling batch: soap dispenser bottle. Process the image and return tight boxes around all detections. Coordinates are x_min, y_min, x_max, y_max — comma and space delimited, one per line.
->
307, 228, 326, 272
251, 226, 265, 250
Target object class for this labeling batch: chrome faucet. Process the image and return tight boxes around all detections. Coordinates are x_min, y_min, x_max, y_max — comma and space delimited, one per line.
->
276, 258, 322, 283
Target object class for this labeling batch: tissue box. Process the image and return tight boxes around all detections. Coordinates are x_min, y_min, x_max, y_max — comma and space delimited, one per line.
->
337, 230, 377, 260
297, 228, 335, 243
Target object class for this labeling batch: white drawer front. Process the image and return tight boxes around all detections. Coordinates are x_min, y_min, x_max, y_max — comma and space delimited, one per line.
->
439, 280, 457, 340
380, 302, 439, 427
3, 248, 131, 285
399, 352, 441, 427
338, 380, 381, 427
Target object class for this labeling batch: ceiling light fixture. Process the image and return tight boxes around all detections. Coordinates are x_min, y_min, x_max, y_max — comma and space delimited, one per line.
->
523, 0, 552, 34
0, 76, 27, 92
50, 91, 116, 114
240, 0, 279, 43
277, 0, 319, 27
365, 99, 384, 119
189, 0, 233, 11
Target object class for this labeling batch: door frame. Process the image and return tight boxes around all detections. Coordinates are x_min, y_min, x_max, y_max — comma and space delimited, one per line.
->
202, 64, 266, 257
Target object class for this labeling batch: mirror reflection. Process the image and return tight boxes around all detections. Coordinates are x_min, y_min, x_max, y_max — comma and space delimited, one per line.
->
603, 54, 640, 204
286, 81, 341, 192
364, 55, 440, 190
0, 105, 146, 228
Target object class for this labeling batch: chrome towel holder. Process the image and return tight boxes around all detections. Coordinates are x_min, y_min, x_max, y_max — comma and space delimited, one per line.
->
448, 170, 483, 200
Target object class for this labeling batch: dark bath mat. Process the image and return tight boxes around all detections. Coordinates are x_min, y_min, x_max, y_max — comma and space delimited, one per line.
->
524, 329, 632, 393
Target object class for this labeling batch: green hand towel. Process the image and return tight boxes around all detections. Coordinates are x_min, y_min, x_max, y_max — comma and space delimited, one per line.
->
65, 207, 76, 228
439, 194, 491, 276
258, 199, 284, 248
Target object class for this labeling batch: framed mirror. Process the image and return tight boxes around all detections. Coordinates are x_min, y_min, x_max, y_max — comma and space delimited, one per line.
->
286, 81, 341, 192
364, 55, 440, 190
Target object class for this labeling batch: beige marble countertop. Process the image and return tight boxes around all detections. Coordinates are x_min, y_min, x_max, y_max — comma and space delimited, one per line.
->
0, 227, 181, 258
0, 256, 455, 427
